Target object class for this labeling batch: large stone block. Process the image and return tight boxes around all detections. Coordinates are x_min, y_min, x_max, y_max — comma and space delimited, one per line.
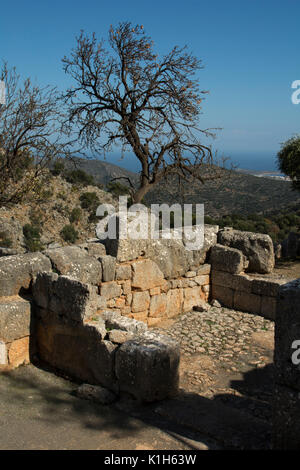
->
218, 229, 275, 274
260, 295, 277, 320
132, 291, 150, 313
251, 277, 286, 297
115, 264, 132, 280
149, 293, 167, 317
183, 286, 204, 312
44, 246, 102, 285
115, 331, 180, 402
33, 273, 101, 323
273, 383, 300, 449
274, 279, 300, 391
100, 281, 122, 300
233, 291, 261, 314
99, 255, 116, 282
0, 296, 32, 342
210, 244, 246, 274
36, 319, 118, 391
0, 252, 51, 296
211, 270, 252, 292
211, 284, 234, 308
8, 336, 30, 367
102, 311, 147, 335
166, 289, 183, 318
131, 259, 164, 290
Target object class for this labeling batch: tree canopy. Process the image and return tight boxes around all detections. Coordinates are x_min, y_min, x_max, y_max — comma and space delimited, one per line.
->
0, 63, 75, 205
278, 135, 300, 191
63, 21, 220, 203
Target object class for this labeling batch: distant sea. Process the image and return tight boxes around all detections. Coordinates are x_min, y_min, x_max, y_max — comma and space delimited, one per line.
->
227, 152, 278, 172
87, 151, 279, 173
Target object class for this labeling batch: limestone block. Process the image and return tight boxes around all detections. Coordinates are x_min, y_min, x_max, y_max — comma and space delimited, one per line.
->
99, 255, 116, 282
0, 296, 31, 342
210, 243, 246, 274
233, 291, 261, 315
149, 293, 167, 317
132, 291, 150, 313
211, 284, 234, 308
131, 259, 164, 290
45, 246, 102, 285
100, 281, 122, 300
115, 332, 180, 402
0, 252, 51, 296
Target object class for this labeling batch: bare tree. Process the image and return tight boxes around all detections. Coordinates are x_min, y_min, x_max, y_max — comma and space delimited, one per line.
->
0, 63, 75, 205
63, 22, 221, 203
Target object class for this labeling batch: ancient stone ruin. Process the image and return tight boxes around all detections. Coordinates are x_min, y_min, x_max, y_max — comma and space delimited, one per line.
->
0, 224, 299, 447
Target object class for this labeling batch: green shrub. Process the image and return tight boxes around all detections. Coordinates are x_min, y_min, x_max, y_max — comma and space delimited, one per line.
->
51, 160, 65, 176
65, 169, 94, 186
107, 181, 130, 197
79, 192, 100, 211
60, 224, 78, 243
69, 207, 82, 223
23, 224, 43, 252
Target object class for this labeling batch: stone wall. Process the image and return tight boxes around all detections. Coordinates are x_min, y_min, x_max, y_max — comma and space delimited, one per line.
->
210, 243, 285, 320
273, 279, 300, 448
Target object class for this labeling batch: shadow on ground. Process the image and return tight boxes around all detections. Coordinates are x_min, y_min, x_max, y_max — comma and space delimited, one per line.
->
0, 359, 274, 450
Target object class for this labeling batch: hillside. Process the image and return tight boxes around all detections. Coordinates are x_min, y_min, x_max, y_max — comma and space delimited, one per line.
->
0, 170, 117, 253
70, 157, 300, 217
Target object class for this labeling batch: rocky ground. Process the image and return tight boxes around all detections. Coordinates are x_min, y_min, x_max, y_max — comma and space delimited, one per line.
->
148, 305, 275, 449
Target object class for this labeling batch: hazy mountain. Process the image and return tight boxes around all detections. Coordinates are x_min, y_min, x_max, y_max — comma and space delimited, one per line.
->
70, 157, 300, 217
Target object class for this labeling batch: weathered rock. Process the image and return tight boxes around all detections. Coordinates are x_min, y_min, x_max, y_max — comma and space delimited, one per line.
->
149, 293, 167, 317
131, 259, 164, 290
274, 279, 300, 391
211, 299, 222, 308
33, 273, 101, 323
115, 332, 180, 402
183, 286, 205, 312
233, 291, 261, 315
99, 255, 116, 282
218, 229, 275, 274
102, 311, 147, 335
132, 291, 150, 313
36, 320, 118, 390
0, 296, 32, 342
79, 242, 106, 259
115, 264, 132, 280
76, 383, 117, 405
166, 289, 183, 318
100, 281, 122, 300
0, 252, 51, 296
273, 383, 300, 449
251, 277, 286, 297
108, 329, 134, 344
260, 295, 277, 320
197, 264, 211, 276
44, 246, 102, 285
0, 248, 19, 257
8, 337, 30, 367
210, 244, 247, 274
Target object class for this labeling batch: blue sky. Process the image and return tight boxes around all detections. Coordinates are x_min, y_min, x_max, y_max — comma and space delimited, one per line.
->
1, 0, 300, 170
